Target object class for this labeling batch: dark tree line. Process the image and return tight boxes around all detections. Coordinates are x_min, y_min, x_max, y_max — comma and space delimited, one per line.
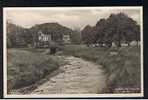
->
7, 22, 32, 48
81, 13, 140, 47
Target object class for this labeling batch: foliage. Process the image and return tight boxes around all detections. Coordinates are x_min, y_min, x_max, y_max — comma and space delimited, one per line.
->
81, 25, 96, 45
7, 48, 64, 92
7, 23, 32, 47
7, 12, 140, 48
70, 28, 81, 44
30, 23, 74, 44
7, 22, 75, 47
81, 13, 140, 47
62, 45, 141, 93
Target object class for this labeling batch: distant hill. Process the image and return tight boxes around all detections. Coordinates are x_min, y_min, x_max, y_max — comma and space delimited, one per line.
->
7, 22, 78, 47
30, 22, 73, 35
30, 22, 76, 44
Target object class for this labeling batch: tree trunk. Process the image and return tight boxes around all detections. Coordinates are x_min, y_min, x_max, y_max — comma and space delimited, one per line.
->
50, 47, 57, 55
86, 44, 89, 47
136, 40, 139, 46
106, 41, 112, 48
108, 43, 112, 48
117, 41, 121, 47
127, 42, 130, 46
100, 43, 103, 47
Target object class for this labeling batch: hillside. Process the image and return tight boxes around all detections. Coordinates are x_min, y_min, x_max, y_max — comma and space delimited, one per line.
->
7, 22, 76, 47
30, 22, 73, 35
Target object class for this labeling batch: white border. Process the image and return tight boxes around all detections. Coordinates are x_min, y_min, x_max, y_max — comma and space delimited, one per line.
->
3, 6, 143, 98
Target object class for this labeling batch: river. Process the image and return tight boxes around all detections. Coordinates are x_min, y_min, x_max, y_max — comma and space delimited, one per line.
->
31, 56, 106, 94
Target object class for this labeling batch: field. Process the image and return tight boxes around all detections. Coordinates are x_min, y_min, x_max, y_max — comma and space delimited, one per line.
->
62, 45, 141, 93
7, 48, 65, 93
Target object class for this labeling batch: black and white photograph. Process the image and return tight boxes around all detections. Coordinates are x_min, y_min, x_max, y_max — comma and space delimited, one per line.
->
3, 7, 143, 98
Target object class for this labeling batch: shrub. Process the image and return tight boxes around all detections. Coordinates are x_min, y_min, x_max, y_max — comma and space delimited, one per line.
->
102, 46, 141, 93
7, 49, 63, 93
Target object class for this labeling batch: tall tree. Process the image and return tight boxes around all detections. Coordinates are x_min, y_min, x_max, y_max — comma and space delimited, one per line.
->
81, 25, 95, 46
71, 27, 81, 44
95, 18, 107, 47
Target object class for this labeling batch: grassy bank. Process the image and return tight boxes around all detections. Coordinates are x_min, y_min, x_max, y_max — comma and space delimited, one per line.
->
62, 45, 141, 93
7, 48, 65, 93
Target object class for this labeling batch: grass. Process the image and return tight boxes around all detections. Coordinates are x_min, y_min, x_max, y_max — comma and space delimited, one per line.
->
7, 48, 65, 93
7, 45, 141, 94
62, 45, 141, 93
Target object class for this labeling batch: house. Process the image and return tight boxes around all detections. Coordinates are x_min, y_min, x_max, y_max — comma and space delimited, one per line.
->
36, 30, 71, 47
130, 41, 138, 46
38, 30, 51, 42
63, 34, 70, 44
34, 30, 52, 47
121, 43, 128, 47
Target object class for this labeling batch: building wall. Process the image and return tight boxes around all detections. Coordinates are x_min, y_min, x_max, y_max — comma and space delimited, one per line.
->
38, 31, 71, 44
38, 31, 51, 42
63, 35, 70, 43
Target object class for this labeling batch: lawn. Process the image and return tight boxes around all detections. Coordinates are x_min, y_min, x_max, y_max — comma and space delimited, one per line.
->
62, 45, 141, 93
7, 48, 65, 93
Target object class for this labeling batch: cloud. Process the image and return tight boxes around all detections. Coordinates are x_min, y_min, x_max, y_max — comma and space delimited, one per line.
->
5, 7, 142, 29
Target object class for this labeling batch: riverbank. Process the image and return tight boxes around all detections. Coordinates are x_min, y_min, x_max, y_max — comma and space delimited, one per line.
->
32, 56, 106, 94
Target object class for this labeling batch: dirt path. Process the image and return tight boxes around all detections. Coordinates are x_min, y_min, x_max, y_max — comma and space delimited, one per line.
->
31, 56, 106, 94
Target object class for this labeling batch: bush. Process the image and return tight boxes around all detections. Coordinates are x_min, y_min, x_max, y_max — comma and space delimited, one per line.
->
7, 49, 63, 92
102, 47, 141, 93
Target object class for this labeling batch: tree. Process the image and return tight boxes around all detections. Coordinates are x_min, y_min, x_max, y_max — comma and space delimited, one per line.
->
71, 27, 81, 44
81, 25, 95, 46
134, 25, 140, 45
30, 23, 73, 45
107, 13, 123, 47
7, 21, 35, 48
81, 13, 140, 48
95, 18, 107, 47
104, 13, 140, 47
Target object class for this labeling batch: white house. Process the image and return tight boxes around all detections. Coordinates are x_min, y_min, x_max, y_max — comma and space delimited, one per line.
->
38, 30, 51, 42
37, 30, 71, 45
63, 34, 70, 44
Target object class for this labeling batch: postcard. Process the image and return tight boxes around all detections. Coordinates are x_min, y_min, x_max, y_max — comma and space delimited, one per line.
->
3, 7, 143, 98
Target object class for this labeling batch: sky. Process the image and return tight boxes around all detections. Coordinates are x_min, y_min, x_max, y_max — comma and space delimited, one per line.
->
5, 7, 142, 30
